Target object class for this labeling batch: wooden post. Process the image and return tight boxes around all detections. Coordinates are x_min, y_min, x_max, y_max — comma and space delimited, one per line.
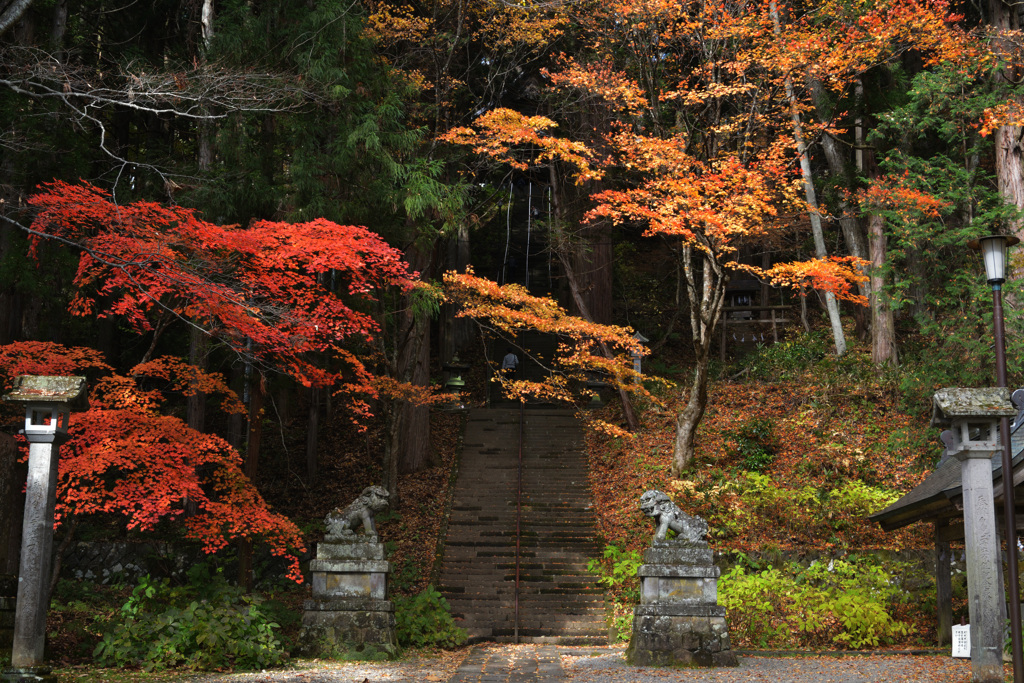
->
771, 308, 778, 343
935, 519, 953, 646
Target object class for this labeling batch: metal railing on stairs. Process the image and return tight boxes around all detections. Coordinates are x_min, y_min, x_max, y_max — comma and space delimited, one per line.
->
514, 398, 524, 643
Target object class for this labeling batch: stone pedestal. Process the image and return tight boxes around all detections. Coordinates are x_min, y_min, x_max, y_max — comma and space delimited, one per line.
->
0, 668, 56, 683
299, 539, 397, 658
627, 543, 738, 668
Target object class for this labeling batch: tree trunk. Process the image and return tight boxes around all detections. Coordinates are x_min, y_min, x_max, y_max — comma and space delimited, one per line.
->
306, 386, 319, 483
441, 223, 474, 363
238, 372, 264, 592
673, 347, 709, 475
49, 0, 67, 54
574, 221, 614, 324
672, 248, 726, 472
549, 164, 639, 430
397, 242, 432, 476
0, 0, 33, 37
772, 1, 846, 355
867, 213, 897, 366
990, 0, 1024, 269
381, 238, 433, 500
812, 76, 871, 342
197, 0, 214, 174
187, 328, 208, 432
0, 433, 20, 575
397, 318, 431, 475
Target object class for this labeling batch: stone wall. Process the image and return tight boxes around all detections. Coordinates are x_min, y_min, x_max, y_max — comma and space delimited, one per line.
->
58, 541, 309, 587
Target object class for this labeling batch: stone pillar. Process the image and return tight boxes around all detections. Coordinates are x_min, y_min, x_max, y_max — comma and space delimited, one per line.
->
298, 538, 397, 658
958, 450, 1005, 682
0, 376, 84, 683
3, 435, 65, 683
626, 542, 738, 668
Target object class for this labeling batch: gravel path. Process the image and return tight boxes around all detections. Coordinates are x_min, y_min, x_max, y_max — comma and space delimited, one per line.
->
184, 645, 988, 683
563, 648, 980, 683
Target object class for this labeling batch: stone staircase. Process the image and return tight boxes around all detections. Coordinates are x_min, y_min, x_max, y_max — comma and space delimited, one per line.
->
437, 407, 607, 644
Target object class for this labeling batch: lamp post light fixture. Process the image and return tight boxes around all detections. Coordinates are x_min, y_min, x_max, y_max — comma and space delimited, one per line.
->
969, 233, 1023, 683
2, 375, 86, 683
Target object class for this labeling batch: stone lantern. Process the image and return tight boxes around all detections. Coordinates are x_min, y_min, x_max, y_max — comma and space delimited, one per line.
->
442, 355, 470, 410
932, 387, 1017, 683
631, 332, 648, 380
2, 376, 86, 683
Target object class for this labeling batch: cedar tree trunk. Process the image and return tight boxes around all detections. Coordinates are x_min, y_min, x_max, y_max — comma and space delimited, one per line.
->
867, 213, 897, 366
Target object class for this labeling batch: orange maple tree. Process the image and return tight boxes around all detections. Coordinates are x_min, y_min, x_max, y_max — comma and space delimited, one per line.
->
444, 269, 664, 433
441, 0, 973, 472
444, 112, 867, 472
0, 341, 306, 582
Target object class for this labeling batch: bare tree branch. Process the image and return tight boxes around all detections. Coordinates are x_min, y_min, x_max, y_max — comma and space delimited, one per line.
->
0, 0, 33, 37
0, 47, 309, 118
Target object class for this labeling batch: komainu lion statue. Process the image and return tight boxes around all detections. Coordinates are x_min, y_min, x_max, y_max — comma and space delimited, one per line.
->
639, 489, 708, 545
324, 485, 391, 541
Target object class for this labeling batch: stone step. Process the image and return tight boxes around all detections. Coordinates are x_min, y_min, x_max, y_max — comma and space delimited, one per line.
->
437, 407, 606, 644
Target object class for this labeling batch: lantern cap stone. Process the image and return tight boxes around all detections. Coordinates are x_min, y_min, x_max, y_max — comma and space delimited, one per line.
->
931, 387, 1016, 427
4, 375, 87, 406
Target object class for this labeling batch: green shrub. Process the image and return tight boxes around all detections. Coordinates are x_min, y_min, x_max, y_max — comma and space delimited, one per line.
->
587, 544, 643, 641
393, 585, 466, 649
747, 330, 830, 381
727, 417, 778, 471
94, 565, 285, 671
826, 481, 900, 519
720, 557, 914, 649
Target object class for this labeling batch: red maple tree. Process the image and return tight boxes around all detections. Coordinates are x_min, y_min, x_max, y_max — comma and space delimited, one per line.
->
27, 180, 419, 400
0, 341, 305, 582
4, 180, 436, 582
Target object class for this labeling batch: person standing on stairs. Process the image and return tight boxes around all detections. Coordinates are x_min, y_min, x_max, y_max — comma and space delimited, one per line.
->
501, 348, 519, 380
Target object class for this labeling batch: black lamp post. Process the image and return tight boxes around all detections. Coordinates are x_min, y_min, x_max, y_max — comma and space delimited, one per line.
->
970, 233, 1023, 682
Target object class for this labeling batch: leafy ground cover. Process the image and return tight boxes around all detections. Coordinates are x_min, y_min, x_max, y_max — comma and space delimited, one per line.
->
585, 327, 964, 649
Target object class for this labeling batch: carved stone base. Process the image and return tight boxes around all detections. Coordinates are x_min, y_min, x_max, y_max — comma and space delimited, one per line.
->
309, 540, 389, 600
1, 667, 57, 683
627, 605, 738, 667
627, 542, 738, 668
298, 598, 397, 659
299, 539, 397, 658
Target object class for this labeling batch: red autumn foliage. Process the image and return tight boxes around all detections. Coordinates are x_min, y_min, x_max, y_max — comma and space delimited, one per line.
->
27, 180, 418, 393
0, 341, 306, 582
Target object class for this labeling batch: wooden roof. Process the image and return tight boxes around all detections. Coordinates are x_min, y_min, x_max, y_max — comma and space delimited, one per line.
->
870, 399, 1024, 533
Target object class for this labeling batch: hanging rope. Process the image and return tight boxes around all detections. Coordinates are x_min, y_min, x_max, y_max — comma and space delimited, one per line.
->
526, 182, 532, 289
502, 182, 513, 285
547, 186, 553, 289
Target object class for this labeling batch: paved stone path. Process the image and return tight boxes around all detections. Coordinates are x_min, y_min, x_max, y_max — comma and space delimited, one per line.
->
183, 646, 981, 683
447, 644, 566, 682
